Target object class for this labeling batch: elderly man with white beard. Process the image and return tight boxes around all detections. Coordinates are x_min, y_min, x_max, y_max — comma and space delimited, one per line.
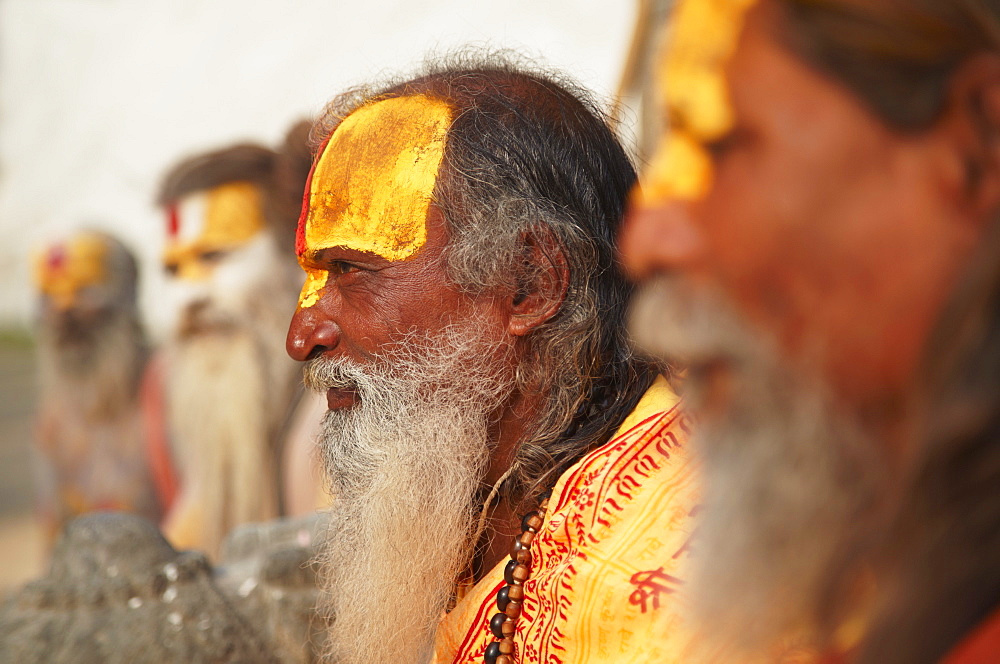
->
285, 58, 700, 664
156, 121, 317, 558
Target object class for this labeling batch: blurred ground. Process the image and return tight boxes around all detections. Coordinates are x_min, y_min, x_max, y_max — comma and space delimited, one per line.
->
0, 333, 45, 595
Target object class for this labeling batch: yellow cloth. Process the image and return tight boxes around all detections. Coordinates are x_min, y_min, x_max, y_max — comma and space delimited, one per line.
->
433, 377, 700, 663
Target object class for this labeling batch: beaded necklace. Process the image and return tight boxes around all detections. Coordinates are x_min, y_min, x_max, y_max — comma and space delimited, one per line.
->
482, 492, 551, 664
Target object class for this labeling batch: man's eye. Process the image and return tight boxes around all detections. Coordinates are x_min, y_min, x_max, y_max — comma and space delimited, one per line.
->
199, 249, 228, 264
703, 128, 746, 160
329, 261, 360, 275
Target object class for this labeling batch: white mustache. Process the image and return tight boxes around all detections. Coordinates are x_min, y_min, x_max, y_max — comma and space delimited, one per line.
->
302, 356, 366, 392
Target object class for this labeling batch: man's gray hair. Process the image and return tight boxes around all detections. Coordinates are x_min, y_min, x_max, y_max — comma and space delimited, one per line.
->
312, 51, 660, 507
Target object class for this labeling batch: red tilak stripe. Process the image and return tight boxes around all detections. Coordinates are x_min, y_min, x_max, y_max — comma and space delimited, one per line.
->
47, 244, 66, 270
167, 204, 180, 238
296, 133, 332, 257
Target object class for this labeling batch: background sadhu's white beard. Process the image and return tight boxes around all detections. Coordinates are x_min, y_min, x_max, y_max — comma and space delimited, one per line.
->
630, 276, 884, 656
305, 322, 515, 664
38, 309, 145, 422
164, 234, 301, 556
166, 327, 280, 556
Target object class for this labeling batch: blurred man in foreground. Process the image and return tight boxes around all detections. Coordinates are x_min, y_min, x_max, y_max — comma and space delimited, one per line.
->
622, 0, 1000, 662
32, 230, 159, 537
286, 57, 698, 664
156, 122, 314, 557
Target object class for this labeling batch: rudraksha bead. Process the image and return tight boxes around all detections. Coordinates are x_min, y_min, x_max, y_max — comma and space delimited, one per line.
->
506, 584, 524, 602
490, 612, 507, 639
519, 530, 536, 547
510, 564, 529, 584
504, 600, 522, 620
503, 559, 519, 585
497, 655, 514, 664
513, 547, 531, 565
496, 586, 510, 611
499, 638, 515, 655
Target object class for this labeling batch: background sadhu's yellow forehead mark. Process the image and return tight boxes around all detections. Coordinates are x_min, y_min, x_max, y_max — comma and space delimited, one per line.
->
33, 233, 110, 309
199, 181, 266, 248
302, 95, 453, 262
162, 182, 266, 282
642, 0, 759, 203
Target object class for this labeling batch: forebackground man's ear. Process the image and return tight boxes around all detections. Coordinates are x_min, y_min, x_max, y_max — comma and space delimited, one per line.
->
941, 54, 1000, 220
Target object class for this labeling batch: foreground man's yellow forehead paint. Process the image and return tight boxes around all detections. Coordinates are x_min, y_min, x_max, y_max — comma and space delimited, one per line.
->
641, 0, 758, 203
296, 95, 453, 308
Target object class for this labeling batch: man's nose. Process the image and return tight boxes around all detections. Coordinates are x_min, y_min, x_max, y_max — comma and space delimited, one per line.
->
286, 305, 340, 361
618, 201, 705, 280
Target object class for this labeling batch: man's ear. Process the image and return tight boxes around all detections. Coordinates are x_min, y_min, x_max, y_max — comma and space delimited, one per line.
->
940, 54, 1000, 219
508, 230, 570, 337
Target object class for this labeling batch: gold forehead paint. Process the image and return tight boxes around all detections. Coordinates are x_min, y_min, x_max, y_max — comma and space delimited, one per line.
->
163, 181, 266, 282
642, 0, 759, 203
296, 94, 452, 309
298, 268, 327, 309
200, 181, 266, 247
33, 233, 109, 310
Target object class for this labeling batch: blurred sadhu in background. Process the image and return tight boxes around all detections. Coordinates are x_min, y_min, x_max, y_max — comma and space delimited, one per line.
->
623, 0, 1000, 662
31, 230, 161, 538
152, 120, 326, 557
25, 122, 328, 562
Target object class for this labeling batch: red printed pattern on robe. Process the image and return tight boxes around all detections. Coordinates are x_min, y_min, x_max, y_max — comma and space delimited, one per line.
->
440, 397, 698, 664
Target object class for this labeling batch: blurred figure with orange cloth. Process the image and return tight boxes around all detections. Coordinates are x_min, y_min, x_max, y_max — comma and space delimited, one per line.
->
32, 230, 160, 539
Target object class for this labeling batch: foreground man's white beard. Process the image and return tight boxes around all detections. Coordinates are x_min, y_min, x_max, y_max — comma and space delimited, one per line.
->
305, 324, 515, 664
630, 276, 883, 655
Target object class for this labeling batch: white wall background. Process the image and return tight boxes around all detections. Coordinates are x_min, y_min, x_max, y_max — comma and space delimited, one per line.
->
0, 0, 638, 337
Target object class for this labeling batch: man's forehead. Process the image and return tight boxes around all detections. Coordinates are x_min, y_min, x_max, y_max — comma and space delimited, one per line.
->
34, 233, 109, 293
167, 182, 265, 250
658, 0, 758, 135
296, 94, 453, 263
639, 0, 759, 203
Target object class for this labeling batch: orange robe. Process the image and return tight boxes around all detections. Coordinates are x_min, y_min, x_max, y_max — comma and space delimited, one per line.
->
944, 607, 1000, 664
433, 377, 700, 663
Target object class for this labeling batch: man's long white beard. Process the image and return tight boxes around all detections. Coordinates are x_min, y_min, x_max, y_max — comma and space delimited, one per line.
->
35, 308, 157, 522
306, 323, 514, 664
38, 310, 145, 422
164, 234, 301, 556
630, 276, 883, 656
166, 327, 281, 555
